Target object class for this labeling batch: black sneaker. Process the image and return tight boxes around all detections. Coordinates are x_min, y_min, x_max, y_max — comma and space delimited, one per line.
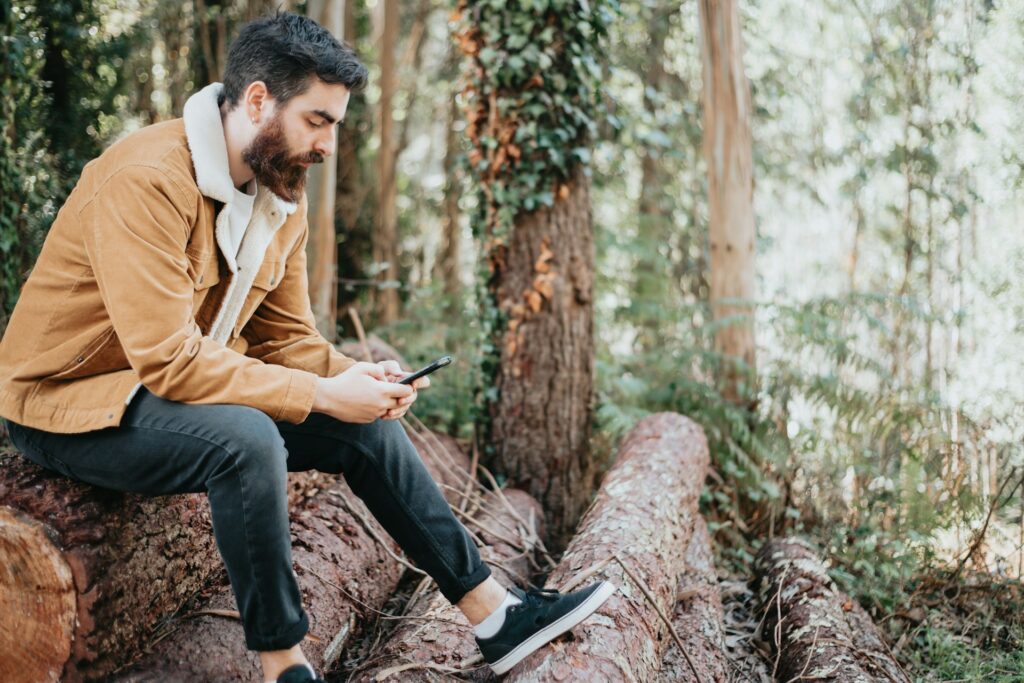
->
275, 663, 323, 683
476, 581, 617, 675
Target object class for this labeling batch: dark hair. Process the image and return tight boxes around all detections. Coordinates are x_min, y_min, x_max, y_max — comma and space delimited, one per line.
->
220, 11, 368, 109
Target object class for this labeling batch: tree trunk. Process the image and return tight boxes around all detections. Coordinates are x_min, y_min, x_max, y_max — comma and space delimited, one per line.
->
0, 448, 329, 682
374, 0, 401, 325
504, 413, 710, 681
656, 516, 729, 682
486, 167, 595, 550
755, 537, 911, 683
698, 0, 757, 405
305, 0, 345, 341
634, 5, 676, 352
438, 80, 462, 301
352, 488, 543, 682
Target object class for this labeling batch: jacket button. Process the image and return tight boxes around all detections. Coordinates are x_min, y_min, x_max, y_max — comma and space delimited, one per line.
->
270, 277, 275, 286
77, 356, 84, 363
199, 275, 204, 283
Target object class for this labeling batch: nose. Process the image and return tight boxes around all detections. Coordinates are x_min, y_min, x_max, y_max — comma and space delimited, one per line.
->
315, 126, 336, 157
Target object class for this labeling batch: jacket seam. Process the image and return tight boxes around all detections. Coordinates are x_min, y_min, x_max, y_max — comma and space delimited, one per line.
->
76, 162, 197, 225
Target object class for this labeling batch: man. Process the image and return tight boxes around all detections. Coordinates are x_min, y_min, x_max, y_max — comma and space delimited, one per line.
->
0, 11, 614, 682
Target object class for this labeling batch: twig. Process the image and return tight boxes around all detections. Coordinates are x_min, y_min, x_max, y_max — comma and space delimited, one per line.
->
610, 554, 701, 683
784, 623, 821, 683
328, 489, 427, 577
347, 306, 374, 362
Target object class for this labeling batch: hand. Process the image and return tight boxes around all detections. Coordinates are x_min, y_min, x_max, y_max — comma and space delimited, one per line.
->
311, 362, 415, 423
377, 360, 430, 420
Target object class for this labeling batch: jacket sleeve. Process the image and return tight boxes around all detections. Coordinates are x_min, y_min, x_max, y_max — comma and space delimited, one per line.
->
78, 164, 319, 423
241, 204, 357, 378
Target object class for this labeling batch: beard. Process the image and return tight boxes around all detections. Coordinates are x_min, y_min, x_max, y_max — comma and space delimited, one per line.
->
241, 112, 323, 203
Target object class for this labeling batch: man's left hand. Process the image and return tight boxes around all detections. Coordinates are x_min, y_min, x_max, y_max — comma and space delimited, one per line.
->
378, 360, 430, 420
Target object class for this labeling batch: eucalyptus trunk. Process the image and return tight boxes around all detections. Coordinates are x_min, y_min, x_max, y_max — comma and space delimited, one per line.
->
698, 0, 757, 405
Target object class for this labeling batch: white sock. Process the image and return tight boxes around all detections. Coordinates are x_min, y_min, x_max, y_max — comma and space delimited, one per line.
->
266, 663, 316, 683
472, 589, 522, 639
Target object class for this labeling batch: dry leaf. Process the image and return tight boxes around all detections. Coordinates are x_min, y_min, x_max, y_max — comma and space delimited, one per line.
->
525, 290, 543, 313
534, 274, 554, 300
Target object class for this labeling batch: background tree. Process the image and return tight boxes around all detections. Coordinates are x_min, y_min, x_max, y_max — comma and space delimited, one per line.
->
457, 0, 612, 548
698, 0, 757, 406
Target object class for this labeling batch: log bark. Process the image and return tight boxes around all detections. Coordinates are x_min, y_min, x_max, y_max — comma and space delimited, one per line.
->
656, 516, 729, 682
0, 450, 334, 681
353, 488, 544, 682
0, 423, 462, 682
504, 412, 709, 682
111, 429, 471, 681
110, 480, 405, 682
755, 537, 911, 683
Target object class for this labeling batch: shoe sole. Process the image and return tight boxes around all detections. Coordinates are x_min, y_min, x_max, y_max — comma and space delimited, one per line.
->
489, 581, 617, 675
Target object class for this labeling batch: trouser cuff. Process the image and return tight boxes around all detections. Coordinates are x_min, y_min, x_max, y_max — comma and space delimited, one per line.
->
442, 562, 494, 605
244, 609, 310, 652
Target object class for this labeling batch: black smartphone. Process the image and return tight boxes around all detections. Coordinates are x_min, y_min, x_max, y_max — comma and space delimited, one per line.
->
398, 355, 452, 385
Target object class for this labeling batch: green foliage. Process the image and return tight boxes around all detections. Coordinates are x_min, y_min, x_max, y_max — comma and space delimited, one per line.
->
0, 1, 59, 330
368, 282, 480, 441
457, 0, 616, 238
0, 0, 140, 329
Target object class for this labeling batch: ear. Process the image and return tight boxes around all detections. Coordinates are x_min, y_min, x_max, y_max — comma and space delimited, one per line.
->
243, 81, 271, 124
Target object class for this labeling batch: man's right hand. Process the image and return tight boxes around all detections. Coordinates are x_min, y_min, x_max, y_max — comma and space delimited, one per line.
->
311, 362, 415, 423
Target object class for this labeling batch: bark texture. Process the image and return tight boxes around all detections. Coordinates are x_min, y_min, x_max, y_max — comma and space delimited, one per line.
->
698, 0, 757, 403
755, 537, 911, 683
353, 488, 544, 682
656, 516, 729, 682
111, 481, 405, 682
111, 430, 470, 681
487, 165, 596, 550
0, 448, 263, 681
504, 413, 709, 682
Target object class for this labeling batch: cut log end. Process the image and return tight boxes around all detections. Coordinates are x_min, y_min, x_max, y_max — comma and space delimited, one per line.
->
0, 507, 77, 683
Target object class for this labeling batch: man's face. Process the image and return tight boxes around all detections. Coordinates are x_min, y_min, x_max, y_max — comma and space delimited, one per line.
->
242, 79, 351, 203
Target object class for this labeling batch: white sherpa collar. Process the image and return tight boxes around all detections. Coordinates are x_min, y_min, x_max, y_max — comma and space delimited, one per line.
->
182, 82, 298, 273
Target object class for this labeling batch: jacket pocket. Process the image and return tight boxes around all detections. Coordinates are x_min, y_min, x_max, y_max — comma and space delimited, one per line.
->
186, 249, 220, 291
232, 259, 284, 339
49, 327, 128, 381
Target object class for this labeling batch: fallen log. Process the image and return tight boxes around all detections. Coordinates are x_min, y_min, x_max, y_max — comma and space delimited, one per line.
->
755, 537, 911, 683
0, 445, 326, 682
353, 488, 544, 682
338, 334, 408, 366
656, 516, 729, 682
111, 426, 472, 681
504, 412, 710, 682
0, 421, 465, 683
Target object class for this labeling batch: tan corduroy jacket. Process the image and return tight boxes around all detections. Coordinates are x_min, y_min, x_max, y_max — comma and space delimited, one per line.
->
0, 83, 355, 434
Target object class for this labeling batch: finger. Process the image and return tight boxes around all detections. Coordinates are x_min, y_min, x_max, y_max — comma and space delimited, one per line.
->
360, 362, 386, 380
381, 382, 415, 399
379, 360, 402, 378
412, 375, 430, 390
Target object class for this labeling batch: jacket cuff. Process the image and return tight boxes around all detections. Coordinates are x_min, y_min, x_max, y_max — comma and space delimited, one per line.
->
277, 368, 319, 423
